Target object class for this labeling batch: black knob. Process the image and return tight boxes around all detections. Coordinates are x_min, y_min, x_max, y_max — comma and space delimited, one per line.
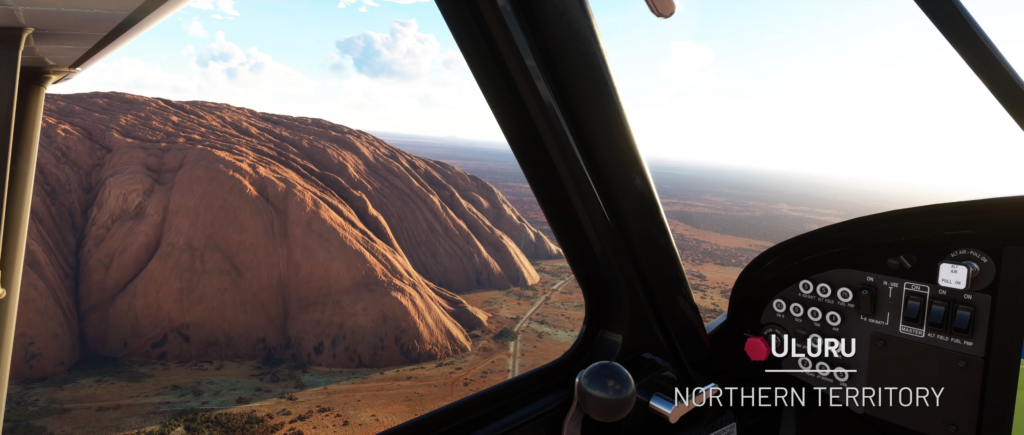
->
899, 254, 917, 269
577, 361, 636, 422
887, 258, 901, 270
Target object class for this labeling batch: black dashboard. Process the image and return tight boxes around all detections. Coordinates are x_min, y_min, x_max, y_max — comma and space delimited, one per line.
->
710, 196, 1024, 435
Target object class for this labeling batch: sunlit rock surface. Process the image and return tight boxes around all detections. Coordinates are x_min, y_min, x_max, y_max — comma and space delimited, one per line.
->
12, 92, 561, 379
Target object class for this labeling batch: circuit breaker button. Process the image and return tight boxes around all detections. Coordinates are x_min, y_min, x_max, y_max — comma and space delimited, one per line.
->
837, 287, 854, 303
807, 307, 823, 322
789, 303, 805, 318
825, 311, 842, 327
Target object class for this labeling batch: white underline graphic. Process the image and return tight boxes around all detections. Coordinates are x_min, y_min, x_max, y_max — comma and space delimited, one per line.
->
765, 369, 858, 373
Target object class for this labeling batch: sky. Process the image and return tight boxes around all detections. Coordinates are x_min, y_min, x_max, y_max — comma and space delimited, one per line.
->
51, 0, 1024, 203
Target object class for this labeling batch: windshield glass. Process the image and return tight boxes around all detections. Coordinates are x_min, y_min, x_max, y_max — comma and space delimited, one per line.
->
7, 2, 583, 433
590, 0, 1024, 322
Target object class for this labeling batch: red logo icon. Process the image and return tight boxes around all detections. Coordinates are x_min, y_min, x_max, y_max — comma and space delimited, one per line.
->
745, 336, 770, 361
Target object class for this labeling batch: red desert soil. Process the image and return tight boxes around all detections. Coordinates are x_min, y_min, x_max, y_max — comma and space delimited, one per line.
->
5, 259, 582, 435
14, 92, 563, 380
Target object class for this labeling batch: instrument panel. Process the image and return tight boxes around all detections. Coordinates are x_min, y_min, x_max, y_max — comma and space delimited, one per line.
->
757, 253, 995, 435
720, 199, 1024, 435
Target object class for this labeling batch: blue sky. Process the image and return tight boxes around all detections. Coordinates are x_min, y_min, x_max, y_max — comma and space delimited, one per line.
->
55, 0, 494, 140
53, 0, 1024, 202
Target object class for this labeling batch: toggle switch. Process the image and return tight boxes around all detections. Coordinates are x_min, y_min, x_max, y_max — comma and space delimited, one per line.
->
927, 300, 948, 330
858, 286, 875, 316
951, 304, 974, 336
903, 294, 924, 325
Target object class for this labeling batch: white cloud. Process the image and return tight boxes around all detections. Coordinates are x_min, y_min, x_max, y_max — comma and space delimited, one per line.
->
188, 0, 215, 10
437, 50, 465, 71
53, 23, 502, 145
58, 31, 312, 97
190, 32, 311, 90
211, 14, 223, 19
337, 0, 370, 8
338, 0, 426, 8
323, 53, 347, 74
184, 17, 209, 38
58, 33, 311, 98
333, 19, 441, 80
189, 0, 239, 16
657, 41, 715, 84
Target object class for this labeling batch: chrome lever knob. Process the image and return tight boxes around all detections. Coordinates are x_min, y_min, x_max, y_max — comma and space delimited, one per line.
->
649, 383, 721, 423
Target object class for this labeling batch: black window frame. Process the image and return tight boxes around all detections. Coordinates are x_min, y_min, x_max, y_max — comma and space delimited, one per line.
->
383, 0, 1024, 433
384, 0, 712, 433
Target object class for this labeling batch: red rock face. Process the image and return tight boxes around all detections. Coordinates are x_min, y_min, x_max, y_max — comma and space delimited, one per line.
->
11, 92, 561, 380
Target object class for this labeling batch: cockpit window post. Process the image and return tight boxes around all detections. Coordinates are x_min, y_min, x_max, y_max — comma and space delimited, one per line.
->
916, 0, 1024, 132
0, 65, 72, 425
0, 27, 32, 425
0, 27, 31, 252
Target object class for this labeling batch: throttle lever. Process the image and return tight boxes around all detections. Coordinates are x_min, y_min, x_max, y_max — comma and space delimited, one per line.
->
648, 383, 721, 423
562, 361, 637, 435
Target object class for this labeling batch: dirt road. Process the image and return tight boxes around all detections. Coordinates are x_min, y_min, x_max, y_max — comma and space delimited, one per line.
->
508, 276, 575, 378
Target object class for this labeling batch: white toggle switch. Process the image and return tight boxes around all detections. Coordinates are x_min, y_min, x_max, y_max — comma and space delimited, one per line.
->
938, 262, 970, 290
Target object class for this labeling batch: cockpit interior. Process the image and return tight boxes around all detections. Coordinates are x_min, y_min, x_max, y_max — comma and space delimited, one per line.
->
0, 1, 1022, 434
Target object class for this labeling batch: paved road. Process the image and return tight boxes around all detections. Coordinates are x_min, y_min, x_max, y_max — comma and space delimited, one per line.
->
508, 276, 575, 379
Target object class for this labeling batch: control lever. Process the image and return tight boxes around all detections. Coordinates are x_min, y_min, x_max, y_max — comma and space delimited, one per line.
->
648, 383, 721, 423
562, 361, 637, 435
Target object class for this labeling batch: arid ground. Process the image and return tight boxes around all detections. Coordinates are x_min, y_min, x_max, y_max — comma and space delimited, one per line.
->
4, 259, 581, 434
4, 133, 906, 434
401, 141, 900, 323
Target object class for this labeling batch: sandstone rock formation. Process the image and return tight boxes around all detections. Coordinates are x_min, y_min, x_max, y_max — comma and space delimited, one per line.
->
11, 92, 561, 380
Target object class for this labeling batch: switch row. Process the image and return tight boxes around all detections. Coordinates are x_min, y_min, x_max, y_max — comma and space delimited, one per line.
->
798, 280, 854, 303
797, 357, 850, 382
772, 299, 842, 326
902, 294, 974, 336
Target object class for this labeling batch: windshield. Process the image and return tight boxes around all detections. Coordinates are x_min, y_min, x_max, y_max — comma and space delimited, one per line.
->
8, 2, 583, 433
589, 0, 1024, 322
